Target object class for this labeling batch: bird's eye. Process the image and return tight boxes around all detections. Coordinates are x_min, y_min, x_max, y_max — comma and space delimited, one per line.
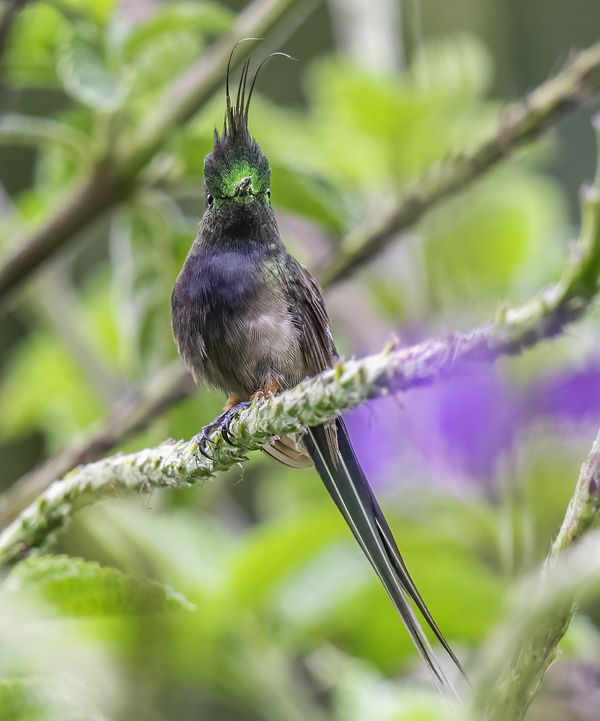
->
266, 188, 271, 200
206, 193, 214, 207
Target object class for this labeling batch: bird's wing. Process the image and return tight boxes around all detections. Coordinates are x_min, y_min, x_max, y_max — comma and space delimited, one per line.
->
281, 258, 464, 691
282, 257, 337, 375
278, 257, 339, 458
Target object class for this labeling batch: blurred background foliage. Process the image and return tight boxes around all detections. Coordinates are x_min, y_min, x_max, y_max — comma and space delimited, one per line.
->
0, 0, 600, 719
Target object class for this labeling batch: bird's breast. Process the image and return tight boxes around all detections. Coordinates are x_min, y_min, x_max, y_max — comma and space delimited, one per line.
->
171, 245, 303, 395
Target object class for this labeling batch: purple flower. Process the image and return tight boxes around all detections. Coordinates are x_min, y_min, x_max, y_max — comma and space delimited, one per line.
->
344, 364, 516, 486
343, 398, 406, 485
525, 364, 600, 422
404, 365, 517, 482
344, 359, 600, 489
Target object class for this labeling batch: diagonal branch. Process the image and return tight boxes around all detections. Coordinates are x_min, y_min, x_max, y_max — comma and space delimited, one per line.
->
1, 172, 599, 565
319, 43, 600, 285
0, 0, 305, 300
469, 428, 600, 721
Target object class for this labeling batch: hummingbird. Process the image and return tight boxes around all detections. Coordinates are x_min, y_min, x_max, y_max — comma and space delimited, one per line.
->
171, 50, 464, 690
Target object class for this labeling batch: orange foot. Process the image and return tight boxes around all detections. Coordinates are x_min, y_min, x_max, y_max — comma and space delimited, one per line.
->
224, 392, 244, 411
251, 378, 280, 402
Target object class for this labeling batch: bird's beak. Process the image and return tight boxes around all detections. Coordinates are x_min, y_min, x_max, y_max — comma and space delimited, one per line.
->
234, 176, 253, 197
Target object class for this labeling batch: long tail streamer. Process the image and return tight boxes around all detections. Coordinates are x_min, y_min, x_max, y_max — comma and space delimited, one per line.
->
304, 418, 465, 694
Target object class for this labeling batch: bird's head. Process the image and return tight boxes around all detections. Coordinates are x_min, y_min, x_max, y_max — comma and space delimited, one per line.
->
202, 53, 275, 230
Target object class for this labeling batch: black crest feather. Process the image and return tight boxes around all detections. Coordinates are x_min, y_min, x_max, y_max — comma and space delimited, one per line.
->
205, 44, 295, 197
221, 43, 296, 142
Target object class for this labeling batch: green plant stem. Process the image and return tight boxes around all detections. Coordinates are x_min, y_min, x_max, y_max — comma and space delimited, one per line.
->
1, 176, 598, 565
0, 0, 303, 299
470, 428, 600, 721
319, 43, 600, 285
550, 434, 600, 555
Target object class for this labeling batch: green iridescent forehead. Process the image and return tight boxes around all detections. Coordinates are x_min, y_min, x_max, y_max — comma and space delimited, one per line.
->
218, 160, 269, 197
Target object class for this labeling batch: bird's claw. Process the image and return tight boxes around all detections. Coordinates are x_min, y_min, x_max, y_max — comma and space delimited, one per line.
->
193, 426, 217, 461
194, 400, 252, 460
221, 400, 251, 443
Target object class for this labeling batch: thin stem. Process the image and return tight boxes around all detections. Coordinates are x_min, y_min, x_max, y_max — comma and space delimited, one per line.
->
318, 43, 600, 286
470, 429, 600, 721
35, 266, 129, 404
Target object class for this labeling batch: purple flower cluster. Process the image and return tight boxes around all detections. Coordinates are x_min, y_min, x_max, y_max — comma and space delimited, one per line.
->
344, 361, 600, 488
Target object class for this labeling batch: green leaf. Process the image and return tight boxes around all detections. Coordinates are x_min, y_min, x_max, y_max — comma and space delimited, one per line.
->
0, 115, 89, 156
5, 4, 66, 85
422, 170, 566, 307
123, 1, 232, 58
81, 501, 235, 594
5, 1, 117, 86
128, 31, 203, 107
57, 30, 129, 112
270, 163, 347, 232
58, 0, 118, 25
5, 555, 194, 616
0, 679, 43, 721
227, 508, 348, 608
109, 201, 181, 373
0, 333, 105, 449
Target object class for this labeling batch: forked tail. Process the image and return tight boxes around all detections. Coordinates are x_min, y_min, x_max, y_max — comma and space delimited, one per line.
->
304, 418, 465, 693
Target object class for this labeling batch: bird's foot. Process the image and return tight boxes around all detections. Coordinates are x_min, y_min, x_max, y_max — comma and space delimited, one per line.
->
194, 400, 252, 460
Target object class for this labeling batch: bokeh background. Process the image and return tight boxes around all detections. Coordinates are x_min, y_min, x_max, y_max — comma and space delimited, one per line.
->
1, 1, 600, 719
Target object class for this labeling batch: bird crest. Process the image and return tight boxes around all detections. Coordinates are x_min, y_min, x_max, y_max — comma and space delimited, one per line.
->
203, 45, 292, 203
